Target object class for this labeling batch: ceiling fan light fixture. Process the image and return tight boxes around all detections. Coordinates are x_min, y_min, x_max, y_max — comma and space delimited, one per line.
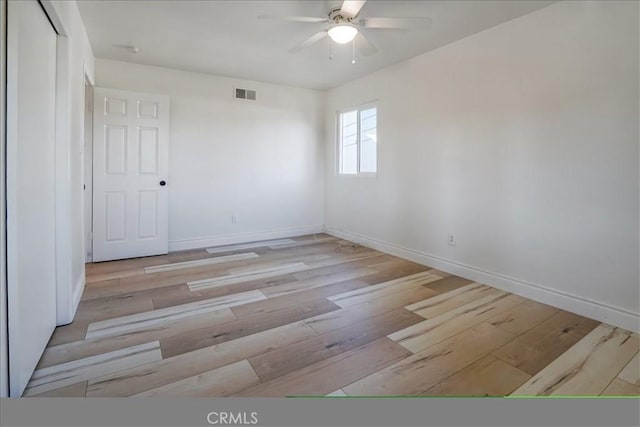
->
328, 24, 358, 44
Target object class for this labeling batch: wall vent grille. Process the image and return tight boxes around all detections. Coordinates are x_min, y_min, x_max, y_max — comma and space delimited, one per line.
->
235, 88, 256, 101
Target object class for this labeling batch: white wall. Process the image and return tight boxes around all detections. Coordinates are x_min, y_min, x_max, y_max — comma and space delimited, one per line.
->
95, 59, 325, 251
324, 0, 639, 331
48, 0, 95, 325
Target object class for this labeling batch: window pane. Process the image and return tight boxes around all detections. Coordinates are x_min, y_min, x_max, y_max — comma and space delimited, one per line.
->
341, 143, 358, 174
359, 107, 377, 173
340, 110, 358, 174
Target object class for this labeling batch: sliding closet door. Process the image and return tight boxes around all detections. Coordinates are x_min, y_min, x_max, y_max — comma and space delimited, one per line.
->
6, 0, 58, 396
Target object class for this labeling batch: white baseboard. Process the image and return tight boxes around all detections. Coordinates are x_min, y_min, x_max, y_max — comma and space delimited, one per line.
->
56, 274, 85, 326
325, 226, 640, 333
168, 225, 325, 252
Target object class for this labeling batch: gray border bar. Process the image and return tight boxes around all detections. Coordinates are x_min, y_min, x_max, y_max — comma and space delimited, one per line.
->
1, 398, 639, 427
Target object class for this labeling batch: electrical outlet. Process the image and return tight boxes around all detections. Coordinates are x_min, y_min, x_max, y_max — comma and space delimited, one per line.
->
231, 215, 238, 224
448, 233, 456, 247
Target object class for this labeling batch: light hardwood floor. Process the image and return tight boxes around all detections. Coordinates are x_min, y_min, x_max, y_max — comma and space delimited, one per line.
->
28, 234, 640, 397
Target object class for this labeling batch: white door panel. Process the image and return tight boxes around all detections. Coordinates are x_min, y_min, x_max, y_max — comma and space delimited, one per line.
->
6, 0, 58, 396
93, 88, 169, 262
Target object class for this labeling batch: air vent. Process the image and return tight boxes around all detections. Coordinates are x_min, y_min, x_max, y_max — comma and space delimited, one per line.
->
234, 88, 257, 101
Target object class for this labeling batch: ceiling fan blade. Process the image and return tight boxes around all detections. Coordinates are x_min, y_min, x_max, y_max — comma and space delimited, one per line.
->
356, 32, 377, 56
258, 14, 329, 23
340, 0, 367, 19
357, 17, 432, 29
289, 31, 328, 53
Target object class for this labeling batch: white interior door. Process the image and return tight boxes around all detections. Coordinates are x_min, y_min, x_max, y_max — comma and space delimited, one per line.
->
92, 88, 170, 262
6, 0, 58, 396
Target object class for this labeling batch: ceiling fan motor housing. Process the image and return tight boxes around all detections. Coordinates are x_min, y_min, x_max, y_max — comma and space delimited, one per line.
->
328, 9, 352, 24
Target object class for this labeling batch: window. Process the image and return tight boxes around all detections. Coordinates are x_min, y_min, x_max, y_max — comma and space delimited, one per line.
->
338, 105, 377, 175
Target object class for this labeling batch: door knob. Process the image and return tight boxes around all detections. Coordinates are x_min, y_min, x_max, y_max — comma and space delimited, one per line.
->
159, 180, 166, 186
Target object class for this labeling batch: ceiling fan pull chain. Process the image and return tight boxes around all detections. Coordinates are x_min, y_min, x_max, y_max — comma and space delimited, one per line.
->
329, 38, 333, 60
352, 38, 356, 64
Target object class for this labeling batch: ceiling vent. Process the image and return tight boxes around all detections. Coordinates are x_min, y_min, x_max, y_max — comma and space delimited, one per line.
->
235, 88, 256, 101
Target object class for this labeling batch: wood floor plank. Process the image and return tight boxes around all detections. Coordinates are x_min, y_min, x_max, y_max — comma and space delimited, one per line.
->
86, 264, 145, 283
86, 261, 159, 283
205, 239, 296, 254
343, 323, 514, 396
485, 299, 559, 336
135, 360, 260, 397
143, 252, 260, 274
237, 338, 411, 397
66, 285, 178, 338
422, 355, 531, 396
73, 293, 155, 325
86, 249, 212, 283
86, 322, 318, 397
152, 274, 299, 309
601, 378, 640, 396
282, 251, 387, 277
304, 286, 438, 335
86, 250, 193, 274
82, 280, 193, 304
187, 262, 311, 291
47, 321, 89, 347
31, 381, 88, 398
248, 308, 424, 382
186, 251, 382, 293
290, 253, 389, 281
405, 282, 498, 318
389, 292, 524, 353
300, 251, 384, 271
328, 271, 444, 308
260, 267, 377, 298
230, 279, 369, 320
85, 273, 193, 299
38, 309, 237, 368
358, 259, 432, 286
512, 325, 639, 396
24, 342, 162, 396
87, 243, 340, 298
423, 275, 474, 294
226, 254, 330, 275
267, 237, 339, 250
164, 249, 230, 262
492, 311, 600, 376
82, 278, 121, 300
86, 275, 202, 303
85, 290, 264, 339
617, 352, 639, 386
160, 298, 340, 358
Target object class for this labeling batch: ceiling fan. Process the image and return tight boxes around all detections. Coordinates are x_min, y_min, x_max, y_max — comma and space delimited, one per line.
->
259, 0, 432, 58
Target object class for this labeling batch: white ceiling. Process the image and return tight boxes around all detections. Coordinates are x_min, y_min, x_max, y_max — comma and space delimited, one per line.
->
77, 0, 556, 90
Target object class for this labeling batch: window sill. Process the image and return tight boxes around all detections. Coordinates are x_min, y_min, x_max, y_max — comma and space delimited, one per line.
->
336, 173, 377, 178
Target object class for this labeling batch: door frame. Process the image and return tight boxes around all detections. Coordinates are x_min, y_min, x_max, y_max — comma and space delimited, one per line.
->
1, 0, 9, 399
38, 1, 92, 327
83, 71, 94, 263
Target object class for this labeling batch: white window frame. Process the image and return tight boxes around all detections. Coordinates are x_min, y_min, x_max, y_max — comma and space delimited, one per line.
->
336, 101, 378, 177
